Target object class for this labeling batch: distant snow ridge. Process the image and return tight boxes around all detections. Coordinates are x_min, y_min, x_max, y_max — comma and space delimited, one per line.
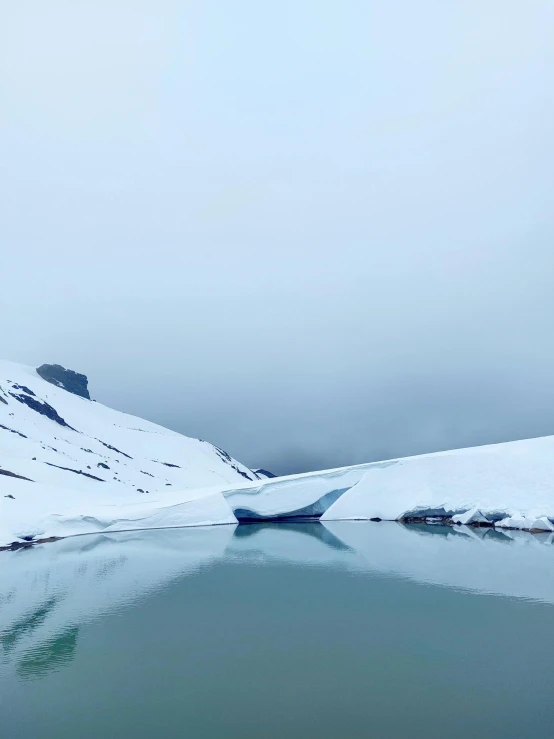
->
2, 358, 554, 548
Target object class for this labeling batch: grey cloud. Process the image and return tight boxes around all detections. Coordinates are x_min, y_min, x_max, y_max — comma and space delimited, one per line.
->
2, 0, 554, 474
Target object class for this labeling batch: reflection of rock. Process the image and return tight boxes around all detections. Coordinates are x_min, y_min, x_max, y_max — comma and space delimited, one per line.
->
0, 526, 236, 681
18, 626, 78, 679
227, 521, 356, 566
233, 521, 351, 551
1, 596, 60, 653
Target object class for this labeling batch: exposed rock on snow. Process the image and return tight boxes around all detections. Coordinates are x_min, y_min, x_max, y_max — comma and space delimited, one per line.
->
9, 390, 76, 429
36, 363, 90, 399
253, 468, 277, 479
0, 468, 33, 481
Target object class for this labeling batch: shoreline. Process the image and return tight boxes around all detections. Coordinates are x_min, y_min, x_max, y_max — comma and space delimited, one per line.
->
2, 516, 552, 553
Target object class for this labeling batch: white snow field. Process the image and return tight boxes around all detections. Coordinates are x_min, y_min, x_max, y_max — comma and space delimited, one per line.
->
2, 358, 554, 547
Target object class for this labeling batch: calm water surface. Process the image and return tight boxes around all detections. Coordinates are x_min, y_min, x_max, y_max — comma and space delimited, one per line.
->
1, 522, 553, 739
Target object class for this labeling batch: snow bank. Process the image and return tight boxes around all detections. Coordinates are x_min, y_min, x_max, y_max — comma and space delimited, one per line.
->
220, 435, 554, 532
321, 437, 554, 529
1, 477, 237, 545
222, 462, 396, 520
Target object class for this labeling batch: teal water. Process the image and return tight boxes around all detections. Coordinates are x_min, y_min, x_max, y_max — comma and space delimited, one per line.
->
1, 522, 553, 738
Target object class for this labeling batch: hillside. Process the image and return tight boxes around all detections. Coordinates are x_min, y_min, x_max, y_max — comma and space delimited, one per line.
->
0, 360, 257, 546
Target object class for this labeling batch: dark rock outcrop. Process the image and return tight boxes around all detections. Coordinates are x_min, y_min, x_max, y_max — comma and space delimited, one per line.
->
9, 392, 76, 430
0, 536, 61, 551
36, 364, 90, 400
95, 439, 133, 459
212, 446, 255, 481
44, 462, 105, 481
12, 384, 36, 396
0, 468, 34, 481
0, 424, 28, 438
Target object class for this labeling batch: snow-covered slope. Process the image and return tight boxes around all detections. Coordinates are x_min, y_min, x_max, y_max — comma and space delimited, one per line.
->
0, 360, 256, 545
220, 437, 554, 532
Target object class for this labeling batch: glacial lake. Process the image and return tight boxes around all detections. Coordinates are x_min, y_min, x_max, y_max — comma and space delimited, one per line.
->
1, 521, 553, 739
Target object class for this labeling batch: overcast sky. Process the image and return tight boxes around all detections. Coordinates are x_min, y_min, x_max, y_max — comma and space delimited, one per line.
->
2, 0, 554, 474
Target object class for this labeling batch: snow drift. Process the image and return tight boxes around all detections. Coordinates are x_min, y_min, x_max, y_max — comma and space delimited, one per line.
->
321, 436, 554, 530
220, 436, 554, 532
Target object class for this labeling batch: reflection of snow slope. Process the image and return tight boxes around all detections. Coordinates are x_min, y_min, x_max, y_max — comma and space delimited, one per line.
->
2, 522, 553, 680
323, 521, 554, 604
0, 526, 236, 674
227, 522, 353, 567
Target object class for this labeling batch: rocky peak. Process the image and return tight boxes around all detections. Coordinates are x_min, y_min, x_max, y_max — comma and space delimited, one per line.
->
36, 364, 90, 400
